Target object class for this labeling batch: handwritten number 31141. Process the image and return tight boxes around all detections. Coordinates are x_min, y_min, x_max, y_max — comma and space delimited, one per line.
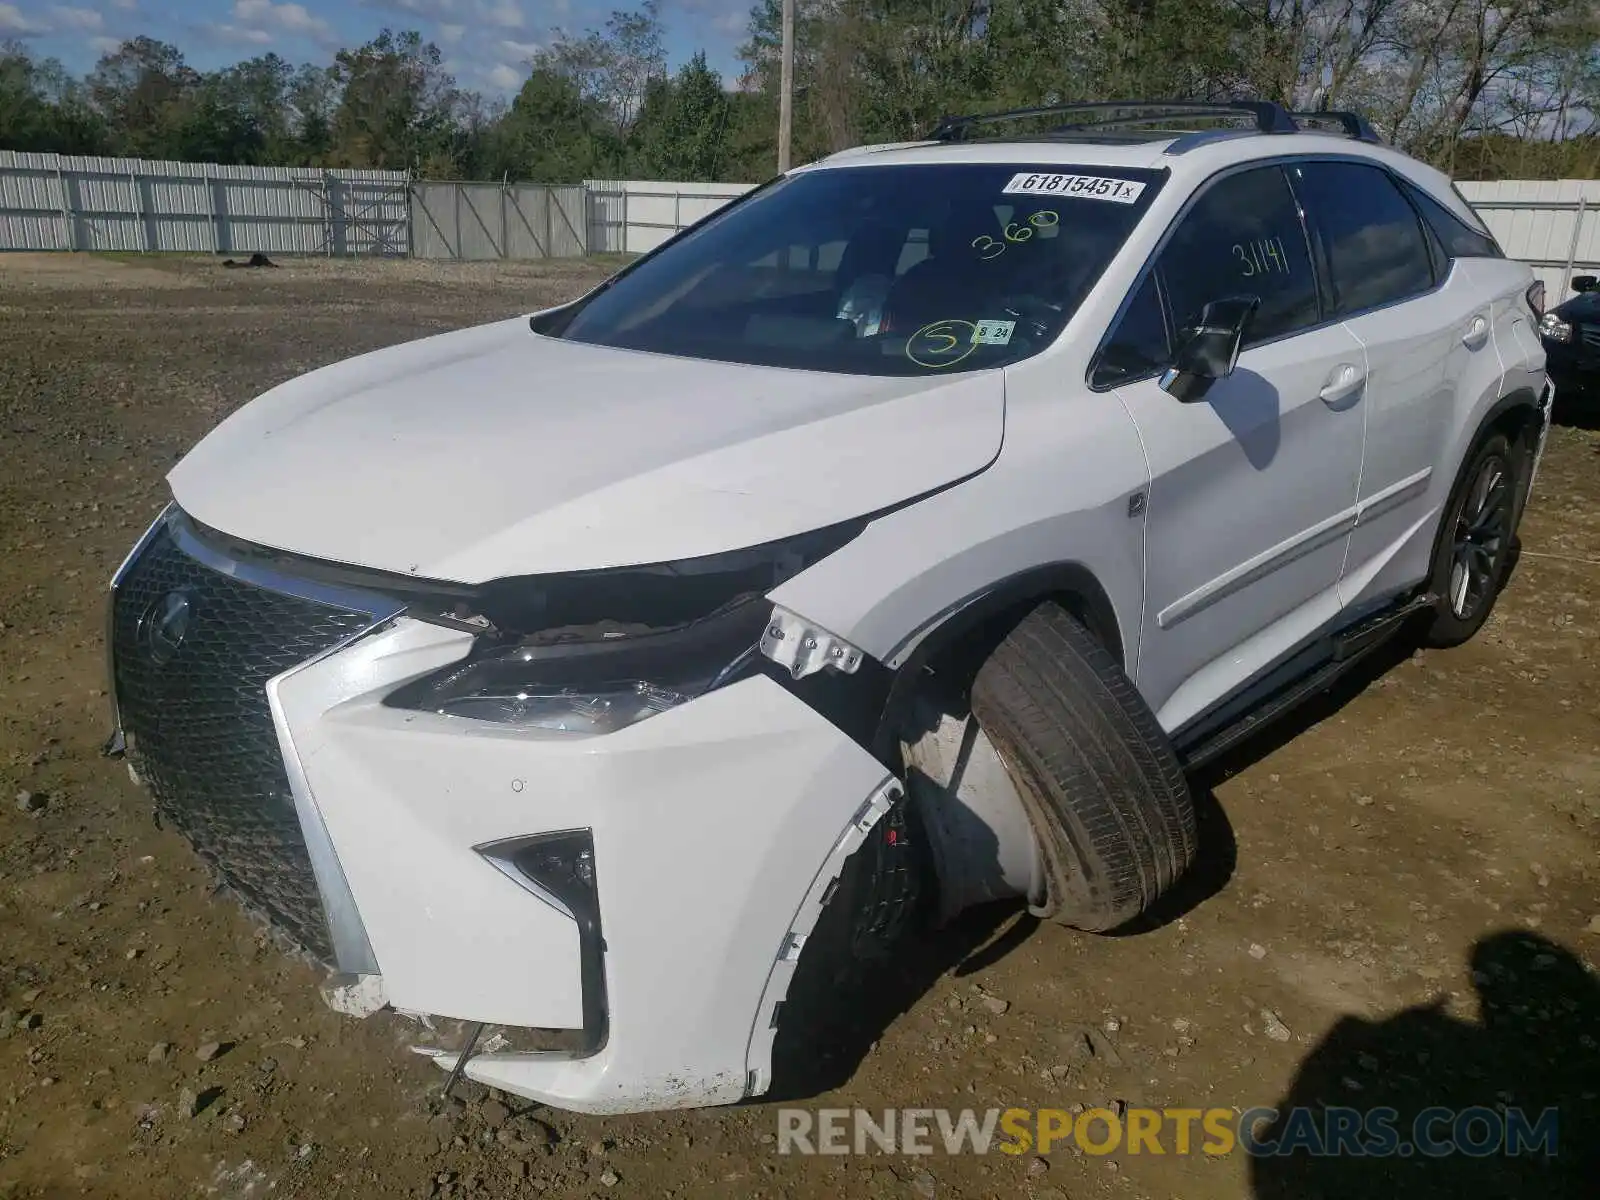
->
972, 210, 1060, 261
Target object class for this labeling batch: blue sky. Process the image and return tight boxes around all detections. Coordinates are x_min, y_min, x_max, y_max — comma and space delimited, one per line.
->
0, 0, 750, 94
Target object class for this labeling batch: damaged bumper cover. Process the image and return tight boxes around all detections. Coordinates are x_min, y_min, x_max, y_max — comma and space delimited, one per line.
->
271, 618, 897, 1112
105, 508, 894, 1113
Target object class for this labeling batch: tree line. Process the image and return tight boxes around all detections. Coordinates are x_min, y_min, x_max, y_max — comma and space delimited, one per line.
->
2, 0, 1598, 182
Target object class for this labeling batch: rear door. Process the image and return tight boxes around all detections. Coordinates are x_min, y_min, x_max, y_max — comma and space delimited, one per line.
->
1288, 160, 1496, 607
1096, 164, 1367, 731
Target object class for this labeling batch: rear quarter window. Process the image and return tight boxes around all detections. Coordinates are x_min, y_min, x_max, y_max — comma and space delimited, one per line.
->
1404, 181, 1504, 260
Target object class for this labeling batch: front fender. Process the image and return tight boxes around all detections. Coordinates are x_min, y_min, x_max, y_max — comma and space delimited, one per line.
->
769, 377, 1149, 677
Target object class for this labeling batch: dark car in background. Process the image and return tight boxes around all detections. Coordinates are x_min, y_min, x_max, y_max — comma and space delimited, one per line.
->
1539, 274, 1600, 391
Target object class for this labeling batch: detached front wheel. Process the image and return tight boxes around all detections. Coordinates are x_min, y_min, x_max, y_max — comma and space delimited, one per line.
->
971, 602, 1196, 932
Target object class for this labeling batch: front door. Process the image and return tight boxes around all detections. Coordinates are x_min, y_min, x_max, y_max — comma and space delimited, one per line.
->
1095, 164, 1367, 731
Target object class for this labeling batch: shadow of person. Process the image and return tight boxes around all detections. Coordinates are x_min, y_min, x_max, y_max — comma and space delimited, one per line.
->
1251, 929, 1600, 1200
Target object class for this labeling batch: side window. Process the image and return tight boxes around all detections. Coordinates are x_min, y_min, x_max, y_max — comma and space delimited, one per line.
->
1092, 273, 1169, 388
1159, 166, 1319, 348
1290, 162, 1435, 314
1401, 180, 1503, 260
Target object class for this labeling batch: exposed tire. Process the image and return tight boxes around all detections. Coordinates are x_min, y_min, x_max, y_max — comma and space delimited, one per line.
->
970, 602, 1195, 932
1420, 431, 1520, 648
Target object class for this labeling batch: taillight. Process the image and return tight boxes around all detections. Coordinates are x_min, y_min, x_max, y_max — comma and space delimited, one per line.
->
1526, 281, 1546, 317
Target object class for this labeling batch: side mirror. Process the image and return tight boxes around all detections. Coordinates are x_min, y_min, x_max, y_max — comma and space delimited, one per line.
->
1572, 275, 1597, 293
1160, 295, 1261, 403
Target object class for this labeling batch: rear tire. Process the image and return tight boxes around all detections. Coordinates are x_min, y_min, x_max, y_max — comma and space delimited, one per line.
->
1420, 431, 1520, 648
970, 602, 1195, 932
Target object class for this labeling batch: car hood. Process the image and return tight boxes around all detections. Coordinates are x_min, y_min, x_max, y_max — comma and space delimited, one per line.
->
1555, 292, 1600, 322
168, 318, 1005, 583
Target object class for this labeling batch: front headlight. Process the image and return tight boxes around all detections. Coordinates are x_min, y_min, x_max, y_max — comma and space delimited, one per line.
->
1538, 312, 1573, 343
398, 600, 769, 734
389, 522, 866, 733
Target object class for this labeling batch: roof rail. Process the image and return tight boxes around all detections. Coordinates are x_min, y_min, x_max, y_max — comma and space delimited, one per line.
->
1287, 110, 1384, 143
926, 100, 1299, 142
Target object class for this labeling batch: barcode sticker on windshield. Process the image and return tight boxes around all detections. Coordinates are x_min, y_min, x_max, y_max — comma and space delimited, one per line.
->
1002, 173, 1146, 204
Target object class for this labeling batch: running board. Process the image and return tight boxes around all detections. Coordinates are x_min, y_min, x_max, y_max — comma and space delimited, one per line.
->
1173, 593, 1437, 772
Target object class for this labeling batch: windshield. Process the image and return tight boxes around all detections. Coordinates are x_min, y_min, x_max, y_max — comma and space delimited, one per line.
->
549, 163, 1166, 376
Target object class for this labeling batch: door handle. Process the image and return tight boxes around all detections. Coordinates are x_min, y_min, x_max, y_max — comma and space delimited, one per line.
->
1462, 315, 1490, 349
1319, 363, 1366, 404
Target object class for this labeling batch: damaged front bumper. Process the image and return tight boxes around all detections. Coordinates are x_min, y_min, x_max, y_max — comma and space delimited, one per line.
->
105, 510, 900, 1114
283, 619, 901, 1112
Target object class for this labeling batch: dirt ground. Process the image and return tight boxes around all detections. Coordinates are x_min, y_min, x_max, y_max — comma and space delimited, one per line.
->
1, 253, 1595, 1200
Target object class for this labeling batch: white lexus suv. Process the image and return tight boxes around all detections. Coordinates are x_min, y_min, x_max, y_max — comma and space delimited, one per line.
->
105, 101, 1550, 1115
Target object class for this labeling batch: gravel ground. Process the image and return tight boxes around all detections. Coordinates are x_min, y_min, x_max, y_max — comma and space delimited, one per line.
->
1, 254, 1596, 1200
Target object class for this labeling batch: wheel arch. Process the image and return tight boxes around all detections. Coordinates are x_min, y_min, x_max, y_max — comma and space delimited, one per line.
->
1419, 383, 1545, 614
872, 561, 1131, 760
1481, 385, 1544, 444
1469, 384, 1547, 526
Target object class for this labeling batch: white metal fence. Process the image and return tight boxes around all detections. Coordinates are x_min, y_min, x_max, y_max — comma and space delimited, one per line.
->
0, 150, 410, 255
410, 182, 587, 260
1456, 180, 1600, 300
584, 179, 755, 254
0, 153, 750, 261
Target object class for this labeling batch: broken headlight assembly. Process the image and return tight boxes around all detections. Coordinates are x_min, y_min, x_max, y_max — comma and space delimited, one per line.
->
397, 600, 771, 733
389, 522, 866, 734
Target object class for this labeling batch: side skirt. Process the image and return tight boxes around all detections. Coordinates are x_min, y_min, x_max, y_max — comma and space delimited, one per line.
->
1171, 591, 1437, 772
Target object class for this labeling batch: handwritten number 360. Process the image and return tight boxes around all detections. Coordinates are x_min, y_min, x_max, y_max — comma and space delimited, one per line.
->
972, 210, 1059, 261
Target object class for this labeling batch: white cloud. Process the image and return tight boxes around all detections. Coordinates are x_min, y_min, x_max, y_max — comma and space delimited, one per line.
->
364, 0, 456, 15
480, 0, 523, 27
501, 37, 540, 58
47, 4, 103, 30
0, 2, 47, 34
109, 0, 136, 8
203, 22, 276, 46
438, 22, 465, 43
486, 62, 523, 89
232, 0, 333, 38
358, 0, 537, 29
89, 34, 122, 53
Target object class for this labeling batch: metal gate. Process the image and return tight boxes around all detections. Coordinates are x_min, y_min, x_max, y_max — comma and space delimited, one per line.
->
290, 176, 411, 256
